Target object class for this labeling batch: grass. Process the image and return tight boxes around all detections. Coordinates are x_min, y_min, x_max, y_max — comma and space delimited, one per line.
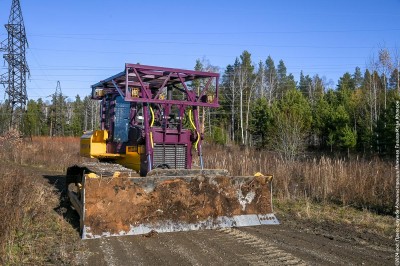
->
204, 144, 395, 215
274, 199, 395, 239
0, 163, 82, 265
0, 132, 83, 265
203, 143, 395, 238
0, 135, 82, 172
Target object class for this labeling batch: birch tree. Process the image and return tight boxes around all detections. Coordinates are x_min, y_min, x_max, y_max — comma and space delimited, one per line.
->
222, 61, 240, 142
237, 51, 255, 145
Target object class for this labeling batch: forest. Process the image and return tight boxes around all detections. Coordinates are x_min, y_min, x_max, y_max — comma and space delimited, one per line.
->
1, 48, 398, 159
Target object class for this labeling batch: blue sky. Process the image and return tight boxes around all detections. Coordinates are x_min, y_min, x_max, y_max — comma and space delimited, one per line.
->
0, 0, 399, 102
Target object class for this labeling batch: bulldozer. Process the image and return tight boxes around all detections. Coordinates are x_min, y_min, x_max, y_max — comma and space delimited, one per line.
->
66, 63, 279, 239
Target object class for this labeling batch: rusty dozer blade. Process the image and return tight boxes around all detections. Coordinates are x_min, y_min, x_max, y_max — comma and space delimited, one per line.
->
79, 169, 279, 239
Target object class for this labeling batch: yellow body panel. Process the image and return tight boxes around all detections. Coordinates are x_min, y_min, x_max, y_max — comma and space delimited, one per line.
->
80, 130, 108, 158
80, 130, 142, 172
115, 146, 141, 172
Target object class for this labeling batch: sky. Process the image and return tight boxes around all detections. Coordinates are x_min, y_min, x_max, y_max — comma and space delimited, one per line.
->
0, 0, 399, 102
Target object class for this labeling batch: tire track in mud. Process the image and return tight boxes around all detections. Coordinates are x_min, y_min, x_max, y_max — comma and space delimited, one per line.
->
241, 226, 342, 265
87, 235, 196, 265
217, 228, 307, 266
83, 224, 393, 265
99, 238, 118, 266
115, 238, 144, 265
84, 229, 306, 265
182, 232, 239, 264
240, 225, 393, 265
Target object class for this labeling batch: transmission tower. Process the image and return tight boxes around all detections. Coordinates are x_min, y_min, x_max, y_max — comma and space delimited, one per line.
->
49, 81, 64, 136
0, 0, 29, 130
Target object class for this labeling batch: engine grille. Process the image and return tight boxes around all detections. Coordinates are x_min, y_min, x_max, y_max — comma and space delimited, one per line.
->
153, 144, 187, 169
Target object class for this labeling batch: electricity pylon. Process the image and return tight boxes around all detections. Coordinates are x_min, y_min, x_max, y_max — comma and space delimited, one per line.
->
0, 0, 29, 131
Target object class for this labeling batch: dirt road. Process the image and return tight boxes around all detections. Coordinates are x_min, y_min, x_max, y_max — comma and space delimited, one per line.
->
81, 219, 393, 265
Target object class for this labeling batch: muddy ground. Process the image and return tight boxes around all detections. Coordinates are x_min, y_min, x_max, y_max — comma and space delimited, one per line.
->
44, 169, 394, 266
81, 217, 393, 266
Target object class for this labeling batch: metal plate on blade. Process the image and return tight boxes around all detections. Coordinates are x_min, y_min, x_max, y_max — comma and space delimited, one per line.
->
82, 214, 279, 239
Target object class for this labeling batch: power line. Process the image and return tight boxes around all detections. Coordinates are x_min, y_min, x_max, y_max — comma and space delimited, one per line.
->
26, 47, 373, 60
24, 35, 397, 49
26, 28, 400, 36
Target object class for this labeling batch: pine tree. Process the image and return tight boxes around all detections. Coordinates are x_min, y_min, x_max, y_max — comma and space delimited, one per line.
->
312, 96, 332, 148
265, 56, 277, 104
70, 95, 84, 136
353, 67, 363, 88
312, 74, 325, 101
24, 100, 40, 136
298, 71, 312, 99
249, 97, 271, 147
340, 125, 357, 157
373, 91, 399, 154
277, 59, 287, 98
270, 89, 312, 160
389, 69, 399, 90
337, 72, 355, 91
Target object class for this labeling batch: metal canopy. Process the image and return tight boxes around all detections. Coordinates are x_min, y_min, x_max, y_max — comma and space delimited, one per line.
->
91, 63, 219, 108
93, 64, 219, 89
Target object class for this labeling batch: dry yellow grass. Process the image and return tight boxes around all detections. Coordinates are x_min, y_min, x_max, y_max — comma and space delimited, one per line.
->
274, 199, 395, 238
0, 136, 82, 171
204, 143, 395, 238
204, 144, 394, 215
0, 163, 81, 265
0, 135, 83, 265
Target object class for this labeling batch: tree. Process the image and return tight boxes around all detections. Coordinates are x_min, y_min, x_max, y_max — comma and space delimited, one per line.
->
277, 60, 287, 84
249, 97, 271, 147
48, 88, 68, 136
221, 63, 238, 142
70, 95, 84, 136
286, 74, 297, 92
339, 125, 357, 157
24, 100, 40, 136
192, 58, 219, 137
277, 59, 289, 98
237, 51, 256, 145
373, 92, 399, 154
0, 101, 11, 134
256, 60, 266, 98
83, 96, 100, 131
270, 89, 312, 160
337, 72, 355, 91
298, 71, 313, 101
378, 48, 392, 110
265, 56, 277, 105
312, 74, 325, 101
312, 96, 331, 148
389, 68, 399, 91
353, 67, 363, 88
329, 105, 351, 150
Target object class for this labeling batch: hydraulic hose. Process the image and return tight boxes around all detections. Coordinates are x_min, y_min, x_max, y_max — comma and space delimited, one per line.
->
188, 109, 200, 151
149, 106, 155, 148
